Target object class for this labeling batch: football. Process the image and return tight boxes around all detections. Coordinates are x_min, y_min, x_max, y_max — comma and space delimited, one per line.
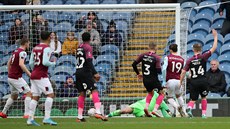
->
87, 108, 96, 116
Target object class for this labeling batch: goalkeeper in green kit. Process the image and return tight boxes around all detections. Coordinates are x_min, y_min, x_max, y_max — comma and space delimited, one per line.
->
108, 91, 172, 118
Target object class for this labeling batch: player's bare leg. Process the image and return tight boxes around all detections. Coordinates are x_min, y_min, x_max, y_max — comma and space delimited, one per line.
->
92, 90, 108, 121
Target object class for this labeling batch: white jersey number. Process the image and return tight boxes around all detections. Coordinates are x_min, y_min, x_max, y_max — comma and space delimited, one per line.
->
191, 66, 204, 78
76, 57, 85, 69
171, 61, 182, 73
33, 52, 41, 66
143, 64, 150, 75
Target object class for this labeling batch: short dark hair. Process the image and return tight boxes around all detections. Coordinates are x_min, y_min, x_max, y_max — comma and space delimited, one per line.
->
169, 44, 178, 52
149, 42, 157, 50
82, 32, 91, 42
40, 31, 51, 41
193, 43, 202, 52
20, 37, 29, 46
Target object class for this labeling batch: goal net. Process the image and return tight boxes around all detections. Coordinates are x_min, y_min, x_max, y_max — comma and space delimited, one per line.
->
0, 4, 181, 117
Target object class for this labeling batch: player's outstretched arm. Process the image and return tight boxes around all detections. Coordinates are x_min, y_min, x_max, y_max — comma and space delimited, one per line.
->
209, 29, 218, 54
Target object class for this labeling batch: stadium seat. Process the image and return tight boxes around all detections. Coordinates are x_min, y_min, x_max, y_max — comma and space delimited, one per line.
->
194, 13, 213, 27
56, 31, 66, 43
57, 12, 75, 24
0, 75, 8, 85
219, 64, 230, 83
65, 108, 78, 116
180, 2, 197, 17
0, 55, 11, 66
207, 93, 221, 98
213, 12, 225, 25
167, 34, 175, 44
50, 74, 67, 88
191, 23, 209, 37
224, 34, 230, 45
46, 0, 63, 5
100, 20, 109, 32
83, 0, 99, 4
202, 44, 219, 58
53, 65, 75, 76
114, 20, 128, 34
2, 13, 17, 22
218, 54, 230, 65
20, 13, 30, 23
95, 65, 112, 79
198, 1, 217, 16
113, 12, 132, 23
42, 11, 58, 23
65, 0, 81, 5
8, 109, 24, 116
187, 33, 205, 45
94, 55, 115, 69
101, 0, 117, 4
100, 44, 119, 60
220, 44, 230, 55
119, 0, 136, 4
51, 108, 64, 116
0, 24, 10, 32
54, 22, 73, 32
6, 44, 20, 55
56, 55, 77, 67
211, 22, 222, 33
204, 33, 224, 50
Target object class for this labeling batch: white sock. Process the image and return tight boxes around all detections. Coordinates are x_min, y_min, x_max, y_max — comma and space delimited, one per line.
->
24, 97, 31, 116
177, 96, 185, 107
2, 97, 14, 114
45, 97, 53, 119
29, 100, 38, 120
168, 98, 179, 110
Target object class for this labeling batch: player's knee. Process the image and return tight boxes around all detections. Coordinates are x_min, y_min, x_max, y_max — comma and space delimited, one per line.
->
26, 91, 32, 97
47, 93, 55, 98
11, 93, 18, 100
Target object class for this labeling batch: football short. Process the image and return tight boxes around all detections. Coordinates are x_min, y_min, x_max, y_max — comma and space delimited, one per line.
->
76, 72, 97, 92
8, 77, 30, 94
30, 78, 53, 96
189, 78, 209, 101
143, 78, 162, 92
166, 79, 182, 97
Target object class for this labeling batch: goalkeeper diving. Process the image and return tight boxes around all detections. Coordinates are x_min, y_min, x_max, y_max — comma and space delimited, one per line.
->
107, 91, 172, 118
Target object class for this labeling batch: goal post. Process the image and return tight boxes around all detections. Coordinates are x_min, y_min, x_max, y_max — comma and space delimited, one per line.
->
0, 4, 182, 117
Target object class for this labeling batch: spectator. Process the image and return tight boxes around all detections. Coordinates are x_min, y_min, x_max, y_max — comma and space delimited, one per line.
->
101, 20, 123, 47
219, 0, 230, 37
79, 20, 101, 58
50, 32, 62, 57
31, 14, 49, 47
206, 60, 227, 96
62, 31, 78, 55
57, 76, 78, 97
75, 11, 104, 36
9, 18, 27, 44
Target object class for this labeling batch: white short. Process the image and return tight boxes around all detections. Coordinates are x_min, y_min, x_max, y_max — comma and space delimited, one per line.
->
8, 77, 30, 94
166, 79, 182, 98
30, 78, 53, 96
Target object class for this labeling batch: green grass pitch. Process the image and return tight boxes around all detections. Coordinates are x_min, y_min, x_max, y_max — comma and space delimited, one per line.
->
0, 117, 230, 129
